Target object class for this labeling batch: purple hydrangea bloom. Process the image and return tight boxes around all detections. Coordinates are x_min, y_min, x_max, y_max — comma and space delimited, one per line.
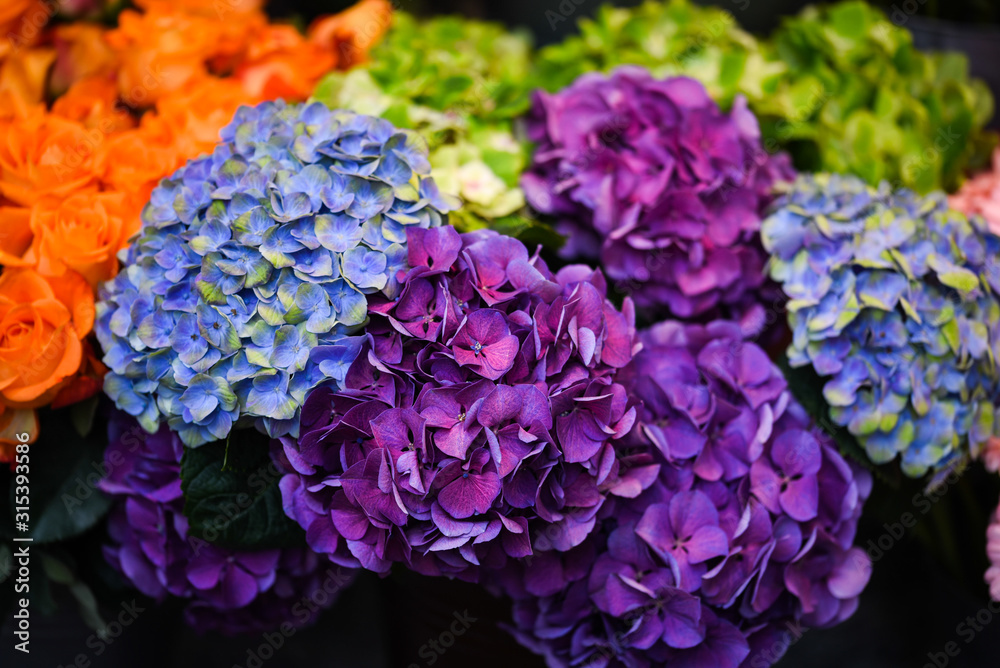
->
100, 411, 354, 634
278, 226, 642, 580
496, 319, 871, 668
522, 67, 794, 318
96, 100, 455, 446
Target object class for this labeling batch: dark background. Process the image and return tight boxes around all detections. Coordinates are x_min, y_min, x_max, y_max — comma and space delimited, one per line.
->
5, 1, 1000, 667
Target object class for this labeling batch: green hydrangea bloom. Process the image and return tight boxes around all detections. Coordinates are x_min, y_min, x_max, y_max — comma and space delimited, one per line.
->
762, 0, 995, 193
533, 0, 782, 108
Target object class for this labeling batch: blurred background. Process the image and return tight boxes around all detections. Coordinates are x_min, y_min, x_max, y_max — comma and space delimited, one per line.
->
4, 2, 1000, 667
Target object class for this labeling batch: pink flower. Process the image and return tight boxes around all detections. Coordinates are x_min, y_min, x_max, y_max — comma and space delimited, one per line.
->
987, 500, 1000, 601
950, 147, 1000, 235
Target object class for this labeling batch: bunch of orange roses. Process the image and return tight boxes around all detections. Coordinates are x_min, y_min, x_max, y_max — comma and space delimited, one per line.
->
0, 0, 393, 459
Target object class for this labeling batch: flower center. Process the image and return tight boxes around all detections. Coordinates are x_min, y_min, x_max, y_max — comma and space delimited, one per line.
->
471, 341, 483, 355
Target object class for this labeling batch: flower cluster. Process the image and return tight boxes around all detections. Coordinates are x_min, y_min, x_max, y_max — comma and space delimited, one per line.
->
99, 411, 352, 634
499, 318, 872, 667
312, 12, 537, 233
533, 0, 780, 108
760, 0, 994, 194
951, 147, 1000, 235
362, 12, 534, 123
0, 0, 391, 454
96, 100, 455, 446
762, 173, 1000, 477
522, 67, 793, 318
279, 226, 640, 579
533, 0, 994, 195
988, 500, 1000, 602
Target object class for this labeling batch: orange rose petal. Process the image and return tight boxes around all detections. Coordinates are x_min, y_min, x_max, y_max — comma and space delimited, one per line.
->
308, 0, 393, 68
44, 270, 95, 336
28, 190, 127, 286
0, 206, 34, 266
0, 47, 57, 110
51, 76, 135, 133
0, 268, 56, 303
50, 23, 118, 95
0, 114, 98, 207
134, 0, 263, 14
2, 323, 82, 405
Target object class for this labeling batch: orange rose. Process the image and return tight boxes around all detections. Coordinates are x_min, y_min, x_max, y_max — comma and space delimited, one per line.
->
95, 113, 182, 197
50, 23, 117, 96
24, 190, 133, 286
156, 77, 259, 158
308, 0, 393, 69
0, 113, 97, 206
107, 6, 265, 106
134, 0, 263, 15
0, 405, 37, 463
0, 0, 49, 61
51, 76, 136, 133
0, 269, 93, 409
0, 206, 33, 267
236, 25, 334, 101
0, 47, 56, 111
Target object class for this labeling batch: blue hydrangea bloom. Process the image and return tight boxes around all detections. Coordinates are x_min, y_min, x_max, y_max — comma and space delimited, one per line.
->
96, 100, 456, 446
762, 174, 1000, 477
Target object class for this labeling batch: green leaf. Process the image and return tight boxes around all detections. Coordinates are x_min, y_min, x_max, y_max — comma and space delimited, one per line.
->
180, 430, 303, 550
70, 396, 100, 438
490, 214, 566, 253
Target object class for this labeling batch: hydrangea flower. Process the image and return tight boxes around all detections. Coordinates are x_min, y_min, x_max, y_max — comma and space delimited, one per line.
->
99, 411, 354, 634
278, 226, 640, 580
535, 0, 994, 194
95, 100, 455, 446
533, 0, 782, 108
762, 173, 1000, 477
951, 147, 1000, 235
497, 318, 872, 667
522, 67, 794, 318
987, 501, 1000, 602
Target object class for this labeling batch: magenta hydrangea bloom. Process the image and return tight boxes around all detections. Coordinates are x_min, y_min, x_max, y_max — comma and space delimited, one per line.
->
496, 318, 871, 667
522, 67, 794, 318
278, 226, 641, 580
99, 411, 353, 635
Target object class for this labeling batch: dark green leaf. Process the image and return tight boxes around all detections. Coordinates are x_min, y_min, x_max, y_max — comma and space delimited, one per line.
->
491, 214, 566, 253
180, 430, 303, 549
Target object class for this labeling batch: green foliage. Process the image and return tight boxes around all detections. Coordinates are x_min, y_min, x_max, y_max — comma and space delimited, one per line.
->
762, 0, 995, 193
180, 433, 302, 550
364, 12, 534, 122
533, 0, 781, 108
